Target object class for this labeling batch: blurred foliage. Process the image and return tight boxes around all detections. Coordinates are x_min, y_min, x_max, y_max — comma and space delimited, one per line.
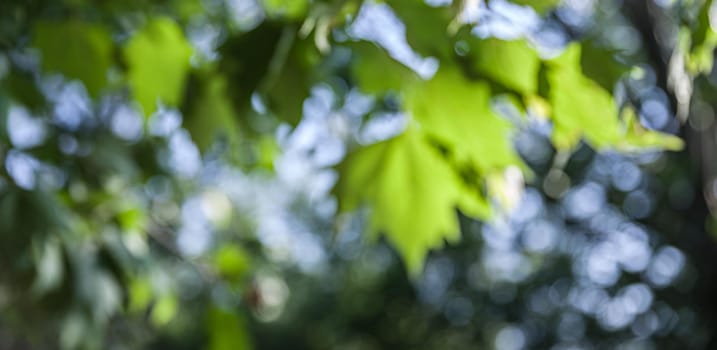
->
1, 0, 717, 349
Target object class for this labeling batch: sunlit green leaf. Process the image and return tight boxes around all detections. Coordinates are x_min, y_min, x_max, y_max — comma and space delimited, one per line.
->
687, 0, 717, 75
350, 41, 418, 94
124, 17, 193, 115
545, 44, 621, 149
616, 107, 684, 151
336, 127, 490, 275
680, 0, 716, 75
545, 44, 683, 151
468, 38, 540, 94
405, 66, 522, 173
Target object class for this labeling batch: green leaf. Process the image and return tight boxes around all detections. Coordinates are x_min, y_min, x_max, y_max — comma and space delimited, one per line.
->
336, 127, 490, 275
350, 41, 418, 94
615, 107, 684, 151
3, 69, 46, 110
545, 44, 683, 151
510, 0, 560, 14
261, 0, 309, 20
388, 0, 456, 58
151, 293, 178, 326
124, 17, 193, 115
219, 23, 282, 120
468, 38, 540, 94
34, 21, 113, 97
579, 40, 629, 91
262, 34, 318, 125
213, 244, 251, 282
207, 307, 253, 350
128, 277, 153, 313
545, 44, 621, 149
184, 70, 241, 151
32, 238, 64, 295
686, 0, 717, 75
405, 66, 522, 174
117, 205, 146, 232
338, 66, 526, 273
256, 135, 280, 170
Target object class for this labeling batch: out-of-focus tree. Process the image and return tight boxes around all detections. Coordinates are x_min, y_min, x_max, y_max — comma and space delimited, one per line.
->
1, 0, 717, 349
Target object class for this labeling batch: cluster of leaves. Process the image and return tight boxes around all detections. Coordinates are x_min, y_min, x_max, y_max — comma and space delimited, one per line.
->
0, 0, 713, 348
336, 0, 682, 274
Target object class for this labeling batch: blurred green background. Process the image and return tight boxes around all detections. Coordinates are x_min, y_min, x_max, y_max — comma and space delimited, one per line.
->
2, 0, 717, 349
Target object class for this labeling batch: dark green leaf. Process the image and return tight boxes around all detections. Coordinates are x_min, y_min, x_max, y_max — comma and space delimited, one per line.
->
34, 21, 113, 97
350, 41, 419, 94
207, 307, 253, 350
